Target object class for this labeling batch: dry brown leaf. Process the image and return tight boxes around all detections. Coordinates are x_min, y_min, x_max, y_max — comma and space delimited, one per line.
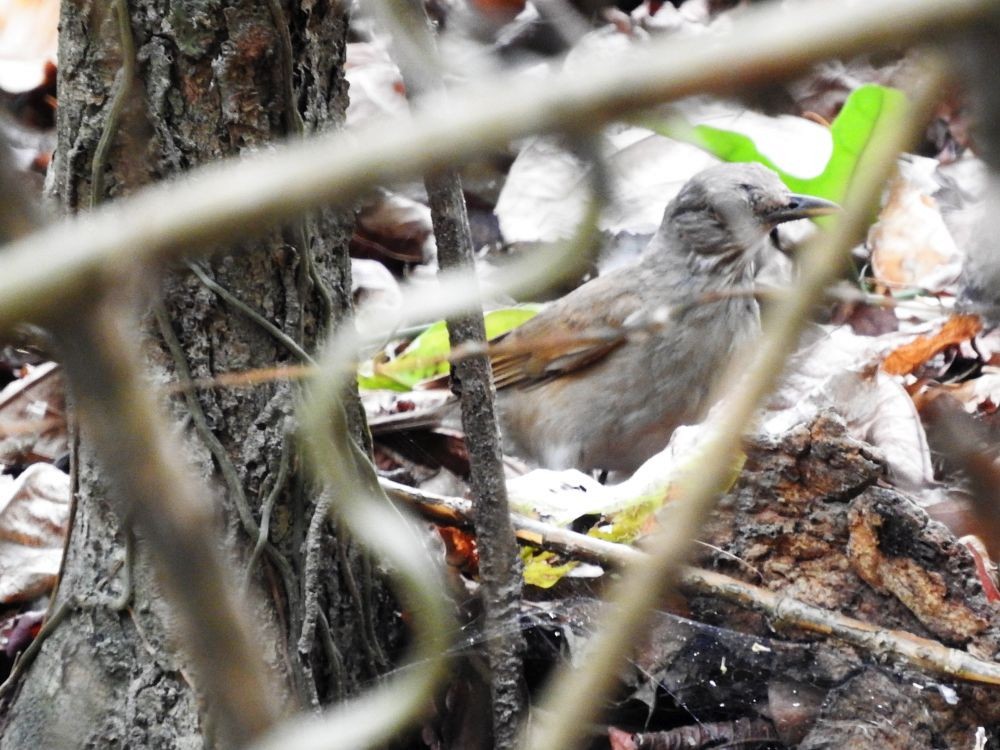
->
869, 173, 964, 292
437, 526, 479, 576
881, 313, 982, 376
0, 361, 67, 466
0, 462, 69, 603
354, 191, 434, 265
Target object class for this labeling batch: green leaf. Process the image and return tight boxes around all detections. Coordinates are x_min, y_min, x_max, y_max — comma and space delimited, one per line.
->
358, 305, 542, 391
356, 368, 411, 392
520, 547, 580, 589
650, 84, 908, 204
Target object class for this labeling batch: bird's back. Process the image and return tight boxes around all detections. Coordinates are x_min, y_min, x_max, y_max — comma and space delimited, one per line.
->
497, 251, 761, 473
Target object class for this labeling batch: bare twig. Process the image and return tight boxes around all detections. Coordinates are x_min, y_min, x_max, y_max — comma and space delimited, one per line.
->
380, 477, 1000, 687
376, 1, 526, 742
430, 161, 528, 750
682, 566, 1000, 686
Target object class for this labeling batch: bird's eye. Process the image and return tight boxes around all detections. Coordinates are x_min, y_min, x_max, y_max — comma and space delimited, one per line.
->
737, 183, 759, 206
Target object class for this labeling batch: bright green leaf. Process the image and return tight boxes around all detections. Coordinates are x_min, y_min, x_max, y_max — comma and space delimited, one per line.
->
520, 547, 580, 589
650, 84, 908, 204
358, 305, 543, 391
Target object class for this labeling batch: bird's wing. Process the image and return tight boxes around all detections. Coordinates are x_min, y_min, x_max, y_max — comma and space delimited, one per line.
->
489, 275, 644, 389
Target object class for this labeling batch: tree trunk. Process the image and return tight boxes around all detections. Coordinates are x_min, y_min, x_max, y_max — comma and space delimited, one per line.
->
0, 1, 400, 747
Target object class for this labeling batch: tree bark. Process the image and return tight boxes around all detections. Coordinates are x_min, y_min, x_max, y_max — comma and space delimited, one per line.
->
0, 2, 399, 747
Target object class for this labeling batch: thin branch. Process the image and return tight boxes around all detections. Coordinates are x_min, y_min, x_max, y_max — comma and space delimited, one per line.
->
89, 0, 135, 207
246, 433, 292, 587
380, 477, 1000, 687
523, 64, 949, 750
250, 151, 601, 750
0, 0, 991, 329
377, 0, 526, 742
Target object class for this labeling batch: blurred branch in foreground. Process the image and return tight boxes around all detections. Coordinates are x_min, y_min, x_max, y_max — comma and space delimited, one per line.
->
0, 0, 991, 329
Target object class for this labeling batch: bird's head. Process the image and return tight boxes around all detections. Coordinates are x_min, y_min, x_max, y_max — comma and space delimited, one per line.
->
661, 162, 838, 275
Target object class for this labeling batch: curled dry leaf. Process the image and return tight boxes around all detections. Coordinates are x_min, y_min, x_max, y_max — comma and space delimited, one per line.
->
0, 462, 69, 603
351, 257, 403, 325
436, 526, 478, 576
0, 0, 58, 94
354, 191, 435, 266
881, 313, 982, 377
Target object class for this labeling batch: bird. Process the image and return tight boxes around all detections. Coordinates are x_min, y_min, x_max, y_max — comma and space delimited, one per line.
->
490, 162, 838, 474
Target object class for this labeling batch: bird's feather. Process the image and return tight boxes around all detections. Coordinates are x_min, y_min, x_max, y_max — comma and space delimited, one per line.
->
489, 276, 644, 388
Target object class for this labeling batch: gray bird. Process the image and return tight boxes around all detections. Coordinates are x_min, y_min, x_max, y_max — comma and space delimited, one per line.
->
491, 162, 837, 473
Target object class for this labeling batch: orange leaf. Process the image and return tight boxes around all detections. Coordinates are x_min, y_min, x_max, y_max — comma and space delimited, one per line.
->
882, 314, 982, 376
437, 526, 479, 576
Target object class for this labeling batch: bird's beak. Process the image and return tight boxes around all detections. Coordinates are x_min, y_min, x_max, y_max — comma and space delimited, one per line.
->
766, 194, 840, 225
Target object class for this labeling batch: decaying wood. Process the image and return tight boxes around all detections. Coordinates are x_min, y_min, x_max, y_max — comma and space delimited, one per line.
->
688, 412, 1000, 749
387, 412, 1000, 748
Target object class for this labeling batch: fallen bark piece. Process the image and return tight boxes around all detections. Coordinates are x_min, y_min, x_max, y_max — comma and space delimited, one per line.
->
848, 493, 991, 643
385, 411, 1000, 746
693, 411, 1000, 747
608, 717, 778, 749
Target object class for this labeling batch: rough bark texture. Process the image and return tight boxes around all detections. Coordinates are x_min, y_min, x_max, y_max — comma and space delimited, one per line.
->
688, 413, 1000, 749
0, 2, 399, 747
